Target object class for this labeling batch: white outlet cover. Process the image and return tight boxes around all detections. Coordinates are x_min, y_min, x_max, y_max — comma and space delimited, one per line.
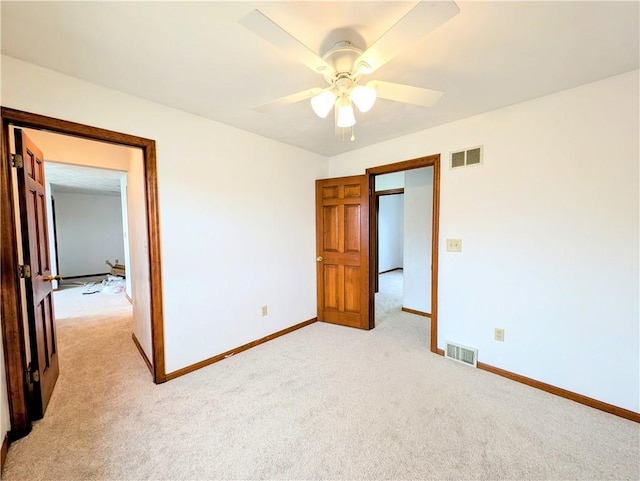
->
446, 238, 462, 252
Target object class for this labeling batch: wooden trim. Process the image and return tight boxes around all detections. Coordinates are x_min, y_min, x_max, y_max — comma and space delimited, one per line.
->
431, 158, 441, 353
379, 267, 403, 275
131, 334, 153, 375
166, 318, 317, 381
401, 307, 431, 318
1, 108, 154, 147
436, 348, 445, 356
366, 154, 440, 354
375, 188, 404, 196
62, 273, 109, 280
143, 140, 166, 384
478, 362, 640, 423
366, 154, 440, 176
0, 107, 166, 436
374, 184, 379, 294
434, 349, 639, 423
476, 362, 640, 423
1, 433, 8, 471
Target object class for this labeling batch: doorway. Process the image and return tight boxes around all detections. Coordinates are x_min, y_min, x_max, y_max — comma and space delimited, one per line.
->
1, 107, 166, 440
21, 128, 154, 376
374, 184, 405, 320
367, 154, 440, 353
40, 156, 148, 370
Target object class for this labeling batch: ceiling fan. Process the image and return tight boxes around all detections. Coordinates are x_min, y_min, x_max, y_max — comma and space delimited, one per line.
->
240, 1, 459, 139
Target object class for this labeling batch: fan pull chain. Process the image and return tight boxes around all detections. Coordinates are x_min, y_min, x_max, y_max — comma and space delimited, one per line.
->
338, 127, 356, 142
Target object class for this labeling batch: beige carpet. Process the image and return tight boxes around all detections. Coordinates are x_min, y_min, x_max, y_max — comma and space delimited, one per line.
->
2, 272, 639, 480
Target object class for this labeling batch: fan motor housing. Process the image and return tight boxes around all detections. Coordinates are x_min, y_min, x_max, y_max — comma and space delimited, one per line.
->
322, 40, 363, 77
334, 75, 355, 94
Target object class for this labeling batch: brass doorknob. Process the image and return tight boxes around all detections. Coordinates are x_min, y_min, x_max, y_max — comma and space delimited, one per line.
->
43, 275, 62, 282
316, 256, 323, 262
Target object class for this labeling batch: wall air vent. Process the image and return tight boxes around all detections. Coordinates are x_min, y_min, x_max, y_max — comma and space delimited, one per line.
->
451, 146, 483, 169
445, 341, 478, 367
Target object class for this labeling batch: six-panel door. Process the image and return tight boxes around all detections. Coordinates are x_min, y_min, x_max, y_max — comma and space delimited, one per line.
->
15, 128, 60, 418
316, 175, 369, 329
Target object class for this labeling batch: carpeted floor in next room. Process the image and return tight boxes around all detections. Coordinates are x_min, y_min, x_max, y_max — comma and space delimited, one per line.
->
2, 271, 639, 480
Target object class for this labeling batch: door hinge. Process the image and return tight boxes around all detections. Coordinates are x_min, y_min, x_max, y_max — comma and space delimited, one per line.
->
27, 363, 40, 383
18, 264, 32, 278
11, 153, 24, 169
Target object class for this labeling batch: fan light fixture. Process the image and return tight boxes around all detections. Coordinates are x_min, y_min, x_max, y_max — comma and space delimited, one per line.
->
310, 90, 337, 118
242, 3, 458, 142
311, 82, 377, 129
351, 85, 377, 113
336, 97, 356, 128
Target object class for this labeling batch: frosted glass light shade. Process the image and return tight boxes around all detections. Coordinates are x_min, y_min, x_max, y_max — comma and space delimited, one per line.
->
351, 85, 377, 113
311, 90, 337, 118
336, 98, 356, 128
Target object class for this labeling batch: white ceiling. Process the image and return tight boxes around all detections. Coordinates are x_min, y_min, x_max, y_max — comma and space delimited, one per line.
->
2, 1, 638, 157
45, 162, 124, 196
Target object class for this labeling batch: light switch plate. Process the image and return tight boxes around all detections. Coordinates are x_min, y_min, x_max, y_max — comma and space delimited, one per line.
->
446, 238, 462, 252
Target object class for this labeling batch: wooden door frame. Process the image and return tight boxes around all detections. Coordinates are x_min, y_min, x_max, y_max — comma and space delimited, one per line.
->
366, 154, 440, 352
1, 107, 166, 440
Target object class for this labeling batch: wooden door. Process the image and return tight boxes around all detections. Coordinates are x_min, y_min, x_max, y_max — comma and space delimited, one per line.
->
14, 128, 59, 418
316, 175, 370, 329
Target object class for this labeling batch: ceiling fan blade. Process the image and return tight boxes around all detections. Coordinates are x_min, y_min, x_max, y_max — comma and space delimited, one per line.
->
371, 80, 444, 108
240, 10, 334, 77
253, 88, 322, 113
354, 1, 460, 74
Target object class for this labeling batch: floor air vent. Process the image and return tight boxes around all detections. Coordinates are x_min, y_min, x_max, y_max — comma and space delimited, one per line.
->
445, 341, 478, 367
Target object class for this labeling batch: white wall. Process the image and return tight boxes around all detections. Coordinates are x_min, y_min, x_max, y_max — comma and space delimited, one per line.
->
403, 168, 433, 313
0, 55, 328, 376
127, 149, 152, 362
378, 195, 404, 272
52, 190, 125, 277
329, 70, 640, 412
120, 175, 132, 298
375, 171, 404, 191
